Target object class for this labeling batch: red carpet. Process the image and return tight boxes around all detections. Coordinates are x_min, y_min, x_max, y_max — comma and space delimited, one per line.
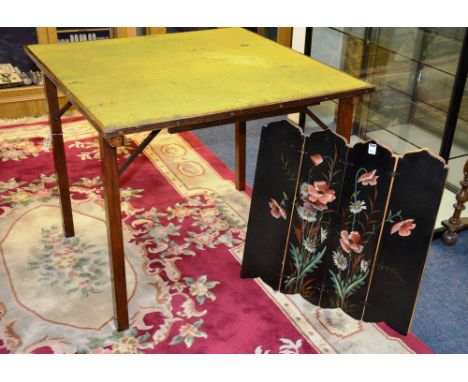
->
0, 115, 432, 353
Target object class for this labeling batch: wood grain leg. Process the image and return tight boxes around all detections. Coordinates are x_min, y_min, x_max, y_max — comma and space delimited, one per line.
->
336, 97, 359, 143
44, 76, 75, 237
99, 136, 129, 331
235, 121, 246, 191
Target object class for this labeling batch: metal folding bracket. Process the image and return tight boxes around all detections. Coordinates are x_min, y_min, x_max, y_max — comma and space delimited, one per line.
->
53, 101, 73, 121
118, 129, 160, 175
305, 109, 329, 130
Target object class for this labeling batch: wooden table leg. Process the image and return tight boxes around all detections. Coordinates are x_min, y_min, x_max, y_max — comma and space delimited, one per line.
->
44, 76, 75, 237
299, 110, 307, 129
99, 136, 129, 331
235, 121, 246, 191
336, 97, 359, 143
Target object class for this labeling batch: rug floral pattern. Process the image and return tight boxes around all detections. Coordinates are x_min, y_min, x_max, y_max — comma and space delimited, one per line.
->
0, 116, 432, 354
0, 123, 312, 354
27, 224, 109, 298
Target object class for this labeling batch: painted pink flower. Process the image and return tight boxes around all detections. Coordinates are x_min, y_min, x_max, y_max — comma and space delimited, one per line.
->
269, 198, 287, 220
358, 170, 379, 186
310, 154, 323, 166
340, 230, 363, 254
307, 181, 336, 211
391, 219, 416, 237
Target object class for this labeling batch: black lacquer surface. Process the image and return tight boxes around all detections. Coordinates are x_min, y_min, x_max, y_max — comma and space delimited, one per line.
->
280, 129, 348, 305
241, 120, 447, 335
322, 141, 395, 319
364, 151, 448, 334
241, 121, 304, 290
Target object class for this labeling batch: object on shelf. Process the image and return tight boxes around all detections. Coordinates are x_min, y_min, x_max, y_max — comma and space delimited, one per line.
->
0, 63, 42, 88
56, 27, 112, 44
442, 159, 468, 245
19, 70, 32, 85
241, 120, 448, 335
0, 63, 23, 88
28, 70, 43, 86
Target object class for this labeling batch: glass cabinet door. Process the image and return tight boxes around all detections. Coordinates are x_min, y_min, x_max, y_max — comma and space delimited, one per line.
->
304, 27, 467, 190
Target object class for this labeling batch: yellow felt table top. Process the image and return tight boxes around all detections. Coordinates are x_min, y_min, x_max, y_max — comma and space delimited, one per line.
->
26, 28, 373, 136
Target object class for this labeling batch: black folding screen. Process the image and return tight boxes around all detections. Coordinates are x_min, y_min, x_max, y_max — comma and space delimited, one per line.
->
241, 120, 448, 334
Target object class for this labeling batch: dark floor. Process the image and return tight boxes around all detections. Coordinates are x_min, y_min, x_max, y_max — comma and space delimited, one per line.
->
412, 230, 468, 353
193, 117, 468, 354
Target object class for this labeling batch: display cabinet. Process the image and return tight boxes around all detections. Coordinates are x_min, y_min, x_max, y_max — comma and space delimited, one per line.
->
0, 27, 137, 119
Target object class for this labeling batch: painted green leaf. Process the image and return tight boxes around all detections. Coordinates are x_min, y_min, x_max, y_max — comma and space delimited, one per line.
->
297, 246, 326, 279
290, 243, 301, 272
343, 270, 369, 297
330, 270, 345, 301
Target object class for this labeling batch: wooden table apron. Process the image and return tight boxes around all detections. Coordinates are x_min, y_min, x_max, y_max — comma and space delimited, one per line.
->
25, 28, 373, 331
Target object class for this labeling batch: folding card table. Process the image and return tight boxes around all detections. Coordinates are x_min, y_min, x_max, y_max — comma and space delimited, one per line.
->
25, 27, 374, 331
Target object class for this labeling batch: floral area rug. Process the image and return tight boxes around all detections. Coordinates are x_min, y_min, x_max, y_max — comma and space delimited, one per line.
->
0, 115, 432, 353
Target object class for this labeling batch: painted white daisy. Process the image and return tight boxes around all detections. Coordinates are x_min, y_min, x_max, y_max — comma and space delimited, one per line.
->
300, 182, 309, 199
333, 250, 348, 271
297, 205, 317, 222
349, 200, 367, 214
303, 238, 316, 253
320, 228, 328, 243
360, 259, 369, 273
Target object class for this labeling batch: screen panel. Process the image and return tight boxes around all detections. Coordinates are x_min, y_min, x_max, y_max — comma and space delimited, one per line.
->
241, 120, 447, 335
280, 129, 348, 305
241, 121, 304, 290
363, 150, 447, 334
318, 141, 396, 316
